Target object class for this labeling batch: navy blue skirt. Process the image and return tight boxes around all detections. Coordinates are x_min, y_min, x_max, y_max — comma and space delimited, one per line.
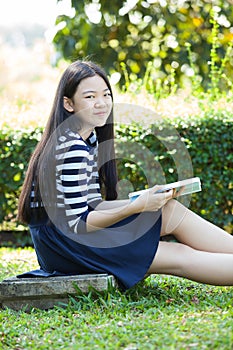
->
19, 210, 162, 290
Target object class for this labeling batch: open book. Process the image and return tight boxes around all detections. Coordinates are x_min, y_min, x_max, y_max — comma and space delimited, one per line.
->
128, 177, 202, 201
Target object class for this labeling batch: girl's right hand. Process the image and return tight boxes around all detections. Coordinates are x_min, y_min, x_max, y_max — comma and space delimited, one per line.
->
129, 185, 174, 213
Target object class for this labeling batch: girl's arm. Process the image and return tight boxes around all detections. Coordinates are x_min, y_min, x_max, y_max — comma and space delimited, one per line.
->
86, 186, 174, 232
57, 137, 173, 233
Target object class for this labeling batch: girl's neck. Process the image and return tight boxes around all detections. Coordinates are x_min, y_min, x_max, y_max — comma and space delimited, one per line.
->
78, 127, 94, 141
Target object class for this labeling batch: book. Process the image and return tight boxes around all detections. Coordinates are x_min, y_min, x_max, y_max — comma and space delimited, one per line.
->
128, 177, 202, 201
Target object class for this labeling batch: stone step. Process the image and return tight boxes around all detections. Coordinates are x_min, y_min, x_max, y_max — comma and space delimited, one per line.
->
0, 274, 117, 311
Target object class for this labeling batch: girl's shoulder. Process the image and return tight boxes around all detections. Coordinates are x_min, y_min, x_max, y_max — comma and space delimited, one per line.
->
56, 130, 86, 154
56, 130, 97, 155
58, 129, 82, 142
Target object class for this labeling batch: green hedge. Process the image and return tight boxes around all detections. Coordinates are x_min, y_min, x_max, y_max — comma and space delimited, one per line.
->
0, 128, 42, 226
0, 111, 232, 233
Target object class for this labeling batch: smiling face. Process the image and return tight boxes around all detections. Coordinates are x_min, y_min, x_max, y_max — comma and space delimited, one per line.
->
63, 75, 113, 139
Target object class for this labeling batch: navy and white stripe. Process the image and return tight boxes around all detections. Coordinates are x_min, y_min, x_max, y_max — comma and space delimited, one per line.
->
55, 130, 102, 232
31, 130, 102, 232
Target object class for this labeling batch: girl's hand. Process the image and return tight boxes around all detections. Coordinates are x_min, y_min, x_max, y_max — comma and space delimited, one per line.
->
129, 185, 174, 213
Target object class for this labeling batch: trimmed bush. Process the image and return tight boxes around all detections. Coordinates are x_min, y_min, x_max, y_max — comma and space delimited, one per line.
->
115, 111, 232, 233
0, 127, 42, 225
0, 111, 232, 232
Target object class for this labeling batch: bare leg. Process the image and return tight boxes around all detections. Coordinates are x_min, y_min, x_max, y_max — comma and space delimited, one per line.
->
161, 199, 233, 253
148, 241, 233, 286
148, 199, 233, 285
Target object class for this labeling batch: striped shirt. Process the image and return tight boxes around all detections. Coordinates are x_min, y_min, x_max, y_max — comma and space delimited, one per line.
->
31, 130, 102, 233
55, 130, 102, 233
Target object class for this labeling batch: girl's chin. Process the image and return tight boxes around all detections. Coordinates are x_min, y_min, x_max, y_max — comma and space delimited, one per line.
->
96, 121, 107, 128
96, 117, 109, 127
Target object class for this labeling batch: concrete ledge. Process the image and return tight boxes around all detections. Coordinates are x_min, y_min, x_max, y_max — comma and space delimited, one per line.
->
0, 274, 117, 311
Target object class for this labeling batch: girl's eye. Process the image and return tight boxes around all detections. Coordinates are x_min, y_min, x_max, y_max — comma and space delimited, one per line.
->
85, 95, 95, 99
104, 92, 112, 97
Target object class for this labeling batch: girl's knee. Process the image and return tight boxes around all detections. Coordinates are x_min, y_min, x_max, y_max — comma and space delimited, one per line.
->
149, 241, 197, 275
161, 199, 188, 235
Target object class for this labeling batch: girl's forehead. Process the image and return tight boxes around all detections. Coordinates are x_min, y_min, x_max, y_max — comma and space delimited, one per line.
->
78, 75, 109, 91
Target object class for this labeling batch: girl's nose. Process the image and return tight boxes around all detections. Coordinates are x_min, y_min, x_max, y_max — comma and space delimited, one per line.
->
94, 98, 106, 107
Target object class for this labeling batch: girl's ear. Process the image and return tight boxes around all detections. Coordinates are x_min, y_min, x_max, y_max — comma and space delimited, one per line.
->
63, 97, 74, 112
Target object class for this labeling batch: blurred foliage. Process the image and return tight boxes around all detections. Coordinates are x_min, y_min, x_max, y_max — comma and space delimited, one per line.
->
54, 0, 233, 90
0, 112, 232, 233
115, 112, 233, 233
0, 128, 42, 227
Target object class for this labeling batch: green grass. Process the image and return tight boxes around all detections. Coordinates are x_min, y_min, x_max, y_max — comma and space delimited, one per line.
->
1, 248, 233, 349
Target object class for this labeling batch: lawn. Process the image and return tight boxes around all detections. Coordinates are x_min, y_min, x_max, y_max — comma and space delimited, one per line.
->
1, 247, 233, 349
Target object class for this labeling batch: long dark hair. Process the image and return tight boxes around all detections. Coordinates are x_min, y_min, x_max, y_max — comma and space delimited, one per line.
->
17, 60, 118, 224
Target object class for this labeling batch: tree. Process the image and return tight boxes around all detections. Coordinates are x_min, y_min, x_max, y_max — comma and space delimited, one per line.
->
53, 0, 233, 90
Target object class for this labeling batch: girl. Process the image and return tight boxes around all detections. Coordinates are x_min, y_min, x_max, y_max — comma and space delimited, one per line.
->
17, 60, 233, 290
